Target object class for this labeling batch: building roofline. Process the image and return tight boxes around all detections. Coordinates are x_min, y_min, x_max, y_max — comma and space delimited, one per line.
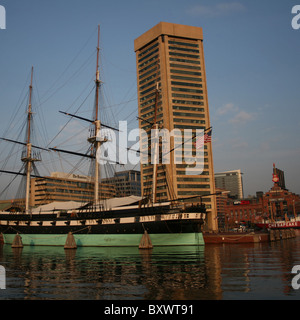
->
134, 21, 203, 52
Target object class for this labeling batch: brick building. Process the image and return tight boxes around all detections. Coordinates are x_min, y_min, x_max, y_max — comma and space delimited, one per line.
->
262, 183, 300, 221
216, 183, 300, 231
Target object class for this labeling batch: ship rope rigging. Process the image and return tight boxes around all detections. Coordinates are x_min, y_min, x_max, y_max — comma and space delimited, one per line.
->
0, 67, 45, 212
0, 26, 133, 212
0, 25, 182, 213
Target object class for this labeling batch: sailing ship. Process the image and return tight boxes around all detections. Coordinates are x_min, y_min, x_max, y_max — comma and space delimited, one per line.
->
0, 26, 206, 247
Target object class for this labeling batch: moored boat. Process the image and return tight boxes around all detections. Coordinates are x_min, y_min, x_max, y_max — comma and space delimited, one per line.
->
255, 218, 300, 230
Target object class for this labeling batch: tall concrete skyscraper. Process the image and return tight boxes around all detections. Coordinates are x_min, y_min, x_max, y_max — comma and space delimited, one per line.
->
134, 22, 217, 230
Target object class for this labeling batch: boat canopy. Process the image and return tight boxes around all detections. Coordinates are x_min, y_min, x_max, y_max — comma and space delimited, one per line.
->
32, 201, 85, 213
100, 195, 143, 209
32, 196, 143, 213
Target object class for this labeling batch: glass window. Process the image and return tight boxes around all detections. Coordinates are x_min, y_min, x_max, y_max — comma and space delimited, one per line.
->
140, 85, 156, 96
170, 69, 202, 76
138, 48, 159, 63
173, 106, 204, 112
171, 75, 202, 82
139, 62, 159, 75
138, 55, 159, 69
140, 92, 156, 102
169, 52, 200, 59
168, 40, 199, 48
170, 57, 200, 65
171, 81, 202, 88
177, 177, 210, 182
172, 93, 204, 100
173, 112, 205, 118
139, 73, 159, 85
173, 118, 205, 124
138, 42, 159, 58
139, 78, 160, 91
170, 63, 201, 70
169, 46, 200, 54
174, 124, 206, 130
178, 191, 211, 196
172, 87, 203, 94
172, 99, 204, 106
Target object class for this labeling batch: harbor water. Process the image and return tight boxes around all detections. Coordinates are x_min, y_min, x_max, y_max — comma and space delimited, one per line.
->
1, 233, 300, 300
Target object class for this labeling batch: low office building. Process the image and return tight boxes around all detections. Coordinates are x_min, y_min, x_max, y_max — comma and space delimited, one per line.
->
102, 170, 141, 197
30, 172, 116, 207
215, 170, 244, 199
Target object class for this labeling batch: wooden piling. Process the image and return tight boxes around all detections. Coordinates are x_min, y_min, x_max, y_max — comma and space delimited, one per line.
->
269, 228, 297, 242
64, 232, 77, 249
139, 230, 153, 249
291, 229, 296, 238
11, 233, 23, 248
0, 233, 4, 245
269, 230, 275, 241
275, 230, 281, 241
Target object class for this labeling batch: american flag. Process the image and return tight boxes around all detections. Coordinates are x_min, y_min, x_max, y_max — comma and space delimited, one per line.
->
195, 128, 212, 149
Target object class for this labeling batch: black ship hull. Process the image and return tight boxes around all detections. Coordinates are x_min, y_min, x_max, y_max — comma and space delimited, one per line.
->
0, 204, 206, 247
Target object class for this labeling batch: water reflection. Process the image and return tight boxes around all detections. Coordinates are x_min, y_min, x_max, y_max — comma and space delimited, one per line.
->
1, 236, 300, 300
0, 245, 209, 300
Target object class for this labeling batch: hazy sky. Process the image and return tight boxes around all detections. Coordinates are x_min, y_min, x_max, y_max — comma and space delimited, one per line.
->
0, 0, 299, 198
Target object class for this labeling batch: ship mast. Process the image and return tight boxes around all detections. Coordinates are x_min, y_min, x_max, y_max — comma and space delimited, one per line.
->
0, 67, 44, 212
53, 26, 119, 206
88, 25, 102, 205
94, 25, 101, 204
151, 82, 160, 204
22, 66, 34, 213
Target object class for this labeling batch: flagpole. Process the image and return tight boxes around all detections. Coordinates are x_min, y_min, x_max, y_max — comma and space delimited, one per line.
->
165, 126, 212, 156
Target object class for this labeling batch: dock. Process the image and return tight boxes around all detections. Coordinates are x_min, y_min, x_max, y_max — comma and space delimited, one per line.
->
203, 231, 270, 244
203, 228, 297, 244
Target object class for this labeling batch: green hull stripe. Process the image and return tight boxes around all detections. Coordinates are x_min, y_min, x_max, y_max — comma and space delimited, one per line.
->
3, 233, 204, 247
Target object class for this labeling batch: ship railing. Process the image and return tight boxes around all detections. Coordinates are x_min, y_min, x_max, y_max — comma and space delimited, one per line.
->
287, 217, 300, 222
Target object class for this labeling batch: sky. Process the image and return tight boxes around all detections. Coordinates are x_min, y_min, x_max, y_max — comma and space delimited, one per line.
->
0, 0, 299, 198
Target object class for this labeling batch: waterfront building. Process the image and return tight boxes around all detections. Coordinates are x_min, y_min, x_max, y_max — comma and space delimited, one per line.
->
102, 170, 141, 197
215, 169, 244, 199
30, 172, 115, 207
262, 183, 300, 220
224, 187, 300, 229
225, 196, 264, 229
134, 22, 217, 231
